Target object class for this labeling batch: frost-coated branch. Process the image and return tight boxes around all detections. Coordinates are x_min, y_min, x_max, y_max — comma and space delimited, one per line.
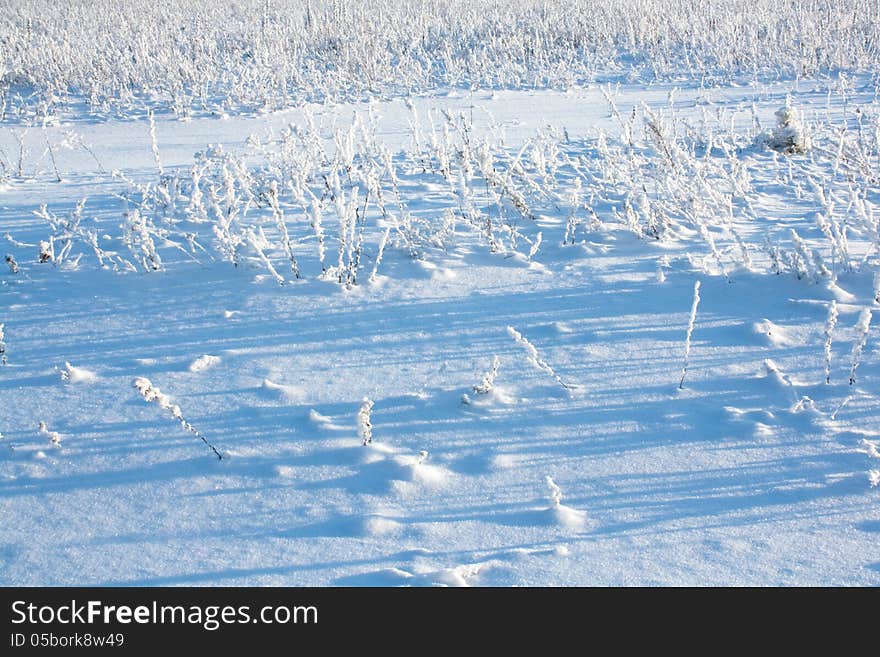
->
309, 200, 326, 273
507, 326, 572, 390
148, 110, 163, 177
823, 300, 838, 384
0, 323, 6, 365
370, 225, 392, 282
527, 232, 542, 261
245, 227, 284, 285
267, 180, 300, 279
679, 280, 701, 389
358, 397, 374, 445
473, 356, 501, 395
546, 476, 563, 508
849, 309, 872, 385
133, 377, 223, 459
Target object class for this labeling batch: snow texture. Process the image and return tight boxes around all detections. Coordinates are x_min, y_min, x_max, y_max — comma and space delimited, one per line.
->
1, 58, 879, 587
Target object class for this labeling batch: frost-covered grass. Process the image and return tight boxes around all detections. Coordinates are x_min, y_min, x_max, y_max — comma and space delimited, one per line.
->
6, 81, 879, 288
1, 0, 878, 120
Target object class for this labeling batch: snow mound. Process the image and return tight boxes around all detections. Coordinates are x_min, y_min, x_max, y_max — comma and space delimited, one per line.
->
348, 561, 504, 587
753, 320, 798, 347
361, 515, 404, 537
274, 465, 296, 478
60, 361, 98, 384
261, 379, 305, 403
858, 439, 880, 459
826, 281, 857, 303
393, 452, 449, 487
760, 359, 798, 389
359, 441, 399, 464
308, 409, 333, 426
188, 354, 221, 372
429, 562, 493, 587
413, 562, 499, 587
549, 503, 589, 531
357, 444, 452, 494
491, 453, 523, 470
544, 477, 589, 531
463, 385, 517, 407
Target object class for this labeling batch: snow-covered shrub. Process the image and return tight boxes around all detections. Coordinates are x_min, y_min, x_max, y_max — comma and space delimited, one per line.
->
767, 101, 811, 154
123, 210, 162, 272
785, 228, 828, 283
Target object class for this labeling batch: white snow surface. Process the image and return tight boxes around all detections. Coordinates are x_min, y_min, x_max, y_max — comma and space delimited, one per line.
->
1, 80, 879, 586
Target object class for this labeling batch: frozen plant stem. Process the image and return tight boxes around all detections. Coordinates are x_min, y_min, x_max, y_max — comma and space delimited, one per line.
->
824, 300, 838, 383
358, 397, 374, 445
546, 476, 563, 508
147, 110, 163, 177
45, 137, 61, 182
369, 226, 392, 282
507, 326, 572, 390
0, 323, 6, 365
849, 309, 872, 385
473, 356, 500, 394
268, 181, 300, 279
679, 280, 701, 389
133, 377, 222, 459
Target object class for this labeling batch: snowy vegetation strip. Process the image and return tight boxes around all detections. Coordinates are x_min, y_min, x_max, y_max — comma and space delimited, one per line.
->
2, 1, 877, 119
